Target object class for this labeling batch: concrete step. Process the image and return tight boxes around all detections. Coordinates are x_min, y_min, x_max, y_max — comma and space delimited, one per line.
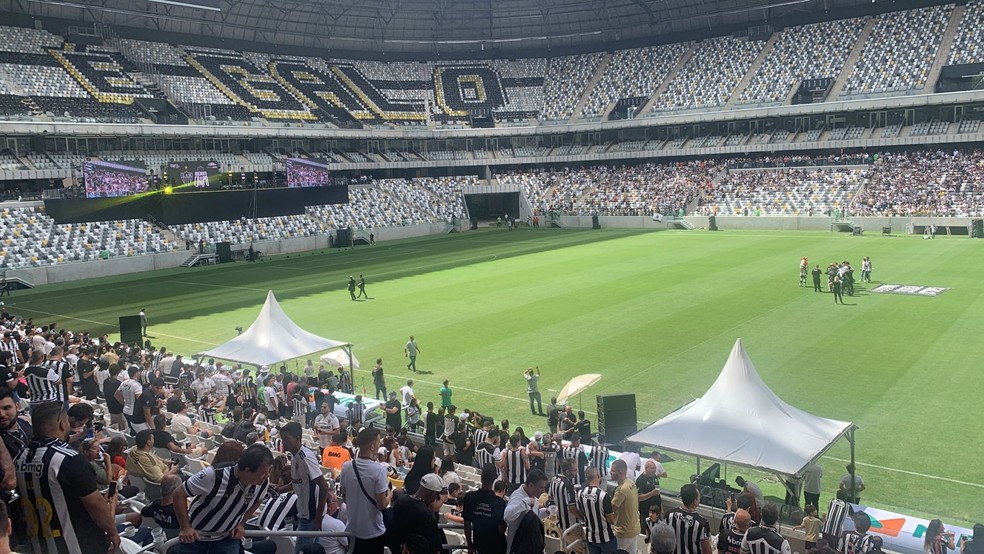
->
829, 17, 878, 99
725, 34, 780, 109
639, 44, 696, 115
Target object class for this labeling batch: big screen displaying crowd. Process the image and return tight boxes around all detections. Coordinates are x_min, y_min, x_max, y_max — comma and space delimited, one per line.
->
83, 161, 150, 198
286, 158, 337, 187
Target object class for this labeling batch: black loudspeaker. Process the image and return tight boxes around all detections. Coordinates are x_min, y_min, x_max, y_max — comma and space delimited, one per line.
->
592, 215, 601, 229
335, 228, 352, 248
216, 242, 232, 263
709, 216, 718, 231
119, 316, 142, 344
972, 219, 983, 238
597, 394, 637, 445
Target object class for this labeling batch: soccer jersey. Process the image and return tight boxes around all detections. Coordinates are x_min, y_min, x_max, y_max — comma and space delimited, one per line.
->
741, 526, 791, 554
504, 448, 527, 485
15, 436, 109, 553
577, 485, 614, 544
665, 507, 711, 554
183, 464, 269, 541
291, 446, 324, 520
549, 474, 578, 532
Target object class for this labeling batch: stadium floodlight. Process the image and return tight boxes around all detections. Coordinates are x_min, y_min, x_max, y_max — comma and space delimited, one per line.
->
148, 0, 221, 10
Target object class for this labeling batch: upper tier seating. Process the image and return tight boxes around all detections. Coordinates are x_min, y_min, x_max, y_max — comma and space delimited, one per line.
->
580, 44, 689, 118
652, 36, 764, 111
840, 5, 952, 97
947, 0, 984, 65
739, 18, 865, 105
541, 54, 604, 120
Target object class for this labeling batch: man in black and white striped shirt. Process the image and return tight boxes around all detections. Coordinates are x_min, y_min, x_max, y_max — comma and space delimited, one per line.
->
588, 436, 610, 485
740, 503, 791, 554
549, 458, 581, 535
821, 498, 849, 546
475, 429, 501, 474
558, 433, 588, 485
577, 466, 615, 553
172, 444, 272, 552
15, 402, 120, 553
25, 349, 71, 406
837, 512, 875, 554
664, 484, 711, 554
501, 434, 529, 494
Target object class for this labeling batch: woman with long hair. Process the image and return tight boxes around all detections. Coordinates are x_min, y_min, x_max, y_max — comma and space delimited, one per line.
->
438, 456, 460, 487
403, 445, 437, 495
924, 519, 956, 554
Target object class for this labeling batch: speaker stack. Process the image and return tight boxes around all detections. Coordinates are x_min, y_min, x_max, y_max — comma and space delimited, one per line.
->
118, 315, 143, 344
216, 241, 232, 263
597, 394, 638, 445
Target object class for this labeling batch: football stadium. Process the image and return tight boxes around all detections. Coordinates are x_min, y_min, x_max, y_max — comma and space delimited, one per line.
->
0, 0, 982, 552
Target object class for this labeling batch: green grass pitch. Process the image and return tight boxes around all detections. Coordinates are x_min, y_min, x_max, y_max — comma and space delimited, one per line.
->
8, 227, 983, 526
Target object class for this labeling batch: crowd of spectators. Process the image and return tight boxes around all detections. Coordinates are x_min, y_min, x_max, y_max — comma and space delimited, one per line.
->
853, 149, 984, 216
697, 167, 868, 216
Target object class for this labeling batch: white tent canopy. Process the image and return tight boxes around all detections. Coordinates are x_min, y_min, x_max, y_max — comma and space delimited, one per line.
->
200, 290, 352, 367
627, 339, 854, 476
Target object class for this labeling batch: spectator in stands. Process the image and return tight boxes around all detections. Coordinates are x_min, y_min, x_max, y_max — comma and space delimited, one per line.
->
212, 439, 245, 465
173, 444, 272, 553
741, 503, 791, 554
126, 429, 179, 483
924, 519, 956, 554
281, 421, 330, 553
339, 428, 392, 554
794, 504, 823, 550
504, 469, 548, 553
652, 522, 677, 554
611, 459, 641, 553
403, 445, 437, 496
837, 512, 874, 554
665, 484, 712, 554
577, 466, 616, 554
140, 474, 182, 540
719, 509, 752, 554
318, 491, 348, 554
463, 462, 507, 554
391, 473, 447, 554
963, 524, 984, 554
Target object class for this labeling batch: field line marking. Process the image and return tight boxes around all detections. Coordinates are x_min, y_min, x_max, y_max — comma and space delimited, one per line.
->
823, 455, 984, 489
11, 306, 216, 346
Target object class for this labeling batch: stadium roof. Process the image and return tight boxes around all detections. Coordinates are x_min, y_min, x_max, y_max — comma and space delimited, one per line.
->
8, 0, 947, 57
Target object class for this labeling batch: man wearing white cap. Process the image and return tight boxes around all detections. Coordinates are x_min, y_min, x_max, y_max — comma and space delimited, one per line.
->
392, 473, 447, 553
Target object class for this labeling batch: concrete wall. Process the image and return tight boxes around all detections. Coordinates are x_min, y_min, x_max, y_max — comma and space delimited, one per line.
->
7, 222, 457, 287
6, 216, 974, 287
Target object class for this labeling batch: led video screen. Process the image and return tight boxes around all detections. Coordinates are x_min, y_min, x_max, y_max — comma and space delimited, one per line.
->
83, 160, 149, 198
162, 160, 222, 192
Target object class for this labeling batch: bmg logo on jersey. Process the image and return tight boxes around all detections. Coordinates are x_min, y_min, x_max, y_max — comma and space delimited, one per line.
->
17, 460, 45, 477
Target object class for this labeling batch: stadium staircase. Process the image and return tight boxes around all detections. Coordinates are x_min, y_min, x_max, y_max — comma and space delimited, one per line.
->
725, 34, 780, 109
828, 17, 878, 99
0, 275, 34, 291
569, 53, 614, 123
926, 5, 965, 91
180, 253, 217, 267
639, 45, 696, 115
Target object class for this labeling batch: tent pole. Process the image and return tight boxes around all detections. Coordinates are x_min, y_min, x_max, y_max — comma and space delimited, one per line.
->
849, 427, 857, 504
346, 345, 354, 394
